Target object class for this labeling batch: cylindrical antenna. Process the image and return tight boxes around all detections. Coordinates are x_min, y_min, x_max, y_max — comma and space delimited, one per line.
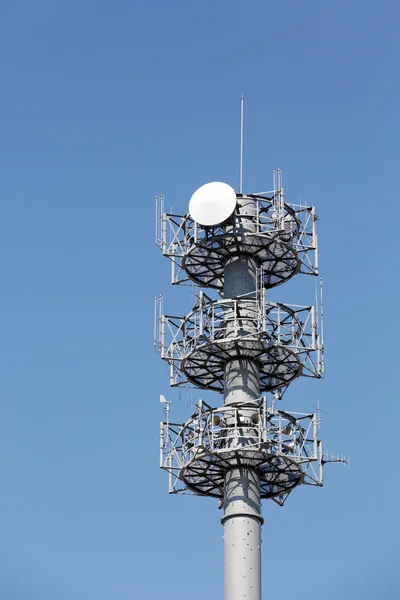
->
240, 95, 244, 194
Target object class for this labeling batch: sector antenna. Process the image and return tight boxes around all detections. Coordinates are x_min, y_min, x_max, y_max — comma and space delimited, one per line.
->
154, 106, 347, 600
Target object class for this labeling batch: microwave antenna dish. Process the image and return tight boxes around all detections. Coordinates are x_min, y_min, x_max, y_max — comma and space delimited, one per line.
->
188, 181, 237, 226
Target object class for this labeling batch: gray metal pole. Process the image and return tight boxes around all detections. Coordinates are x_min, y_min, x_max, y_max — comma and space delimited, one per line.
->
222, 469, 263, 600
222, 196, 263, 600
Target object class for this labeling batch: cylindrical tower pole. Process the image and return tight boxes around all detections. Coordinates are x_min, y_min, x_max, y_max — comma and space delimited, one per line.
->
222, 196, 263, 600
222, 469, 263, 600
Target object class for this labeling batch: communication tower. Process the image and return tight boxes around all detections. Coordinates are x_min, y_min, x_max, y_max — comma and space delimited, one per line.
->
154, 101, 346, 600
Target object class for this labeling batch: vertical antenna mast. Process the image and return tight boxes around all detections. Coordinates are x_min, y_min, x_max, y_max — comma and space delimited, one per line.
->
240, 95, 244, 193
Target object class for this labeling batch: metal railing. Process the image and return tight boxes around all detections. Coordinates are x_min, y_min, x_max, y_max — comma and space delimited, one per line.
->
154, 289, 324, 386
159, 398, 347, 503
155, 191, 319, 285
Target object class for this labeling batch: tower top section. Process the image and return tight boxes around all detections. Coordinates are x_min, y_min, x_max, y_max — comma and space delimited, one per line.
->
155, 169, 324, 391
155, 169, 319, 292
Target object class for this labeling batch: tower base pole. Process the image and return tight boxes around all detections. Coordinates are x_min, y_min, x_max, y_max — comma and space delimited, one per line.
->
222, 468, 262, 600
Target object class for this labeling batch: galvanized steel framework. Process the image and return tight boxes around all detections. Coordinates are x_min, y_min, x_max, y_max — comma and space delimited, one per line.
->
155, 169, 345, 600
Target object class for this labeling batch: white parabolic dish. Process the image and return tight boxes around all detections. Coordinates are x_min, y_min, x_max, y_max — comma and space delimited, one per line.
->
189, 182, 237, 226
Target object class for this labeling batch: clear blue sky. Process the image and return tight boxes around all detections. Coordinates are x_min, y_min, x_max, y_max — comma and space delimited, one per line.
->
0, 1, 398, 598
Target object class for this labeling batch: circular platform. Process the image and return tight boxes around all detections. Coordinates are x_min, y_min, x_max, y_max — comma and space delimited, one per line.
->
181, 448, 302, 499
183, 233, 300, 291
181, 338, 302, 392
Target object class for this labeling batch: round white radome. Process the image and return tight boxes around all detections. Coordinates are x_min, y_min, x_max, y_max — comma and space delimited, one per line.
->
189, 181, 237, 226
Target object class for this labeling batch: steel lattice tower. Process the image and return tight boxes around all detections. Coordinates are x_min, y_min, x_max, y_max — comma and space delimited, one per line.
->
155, 106, 345, 600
